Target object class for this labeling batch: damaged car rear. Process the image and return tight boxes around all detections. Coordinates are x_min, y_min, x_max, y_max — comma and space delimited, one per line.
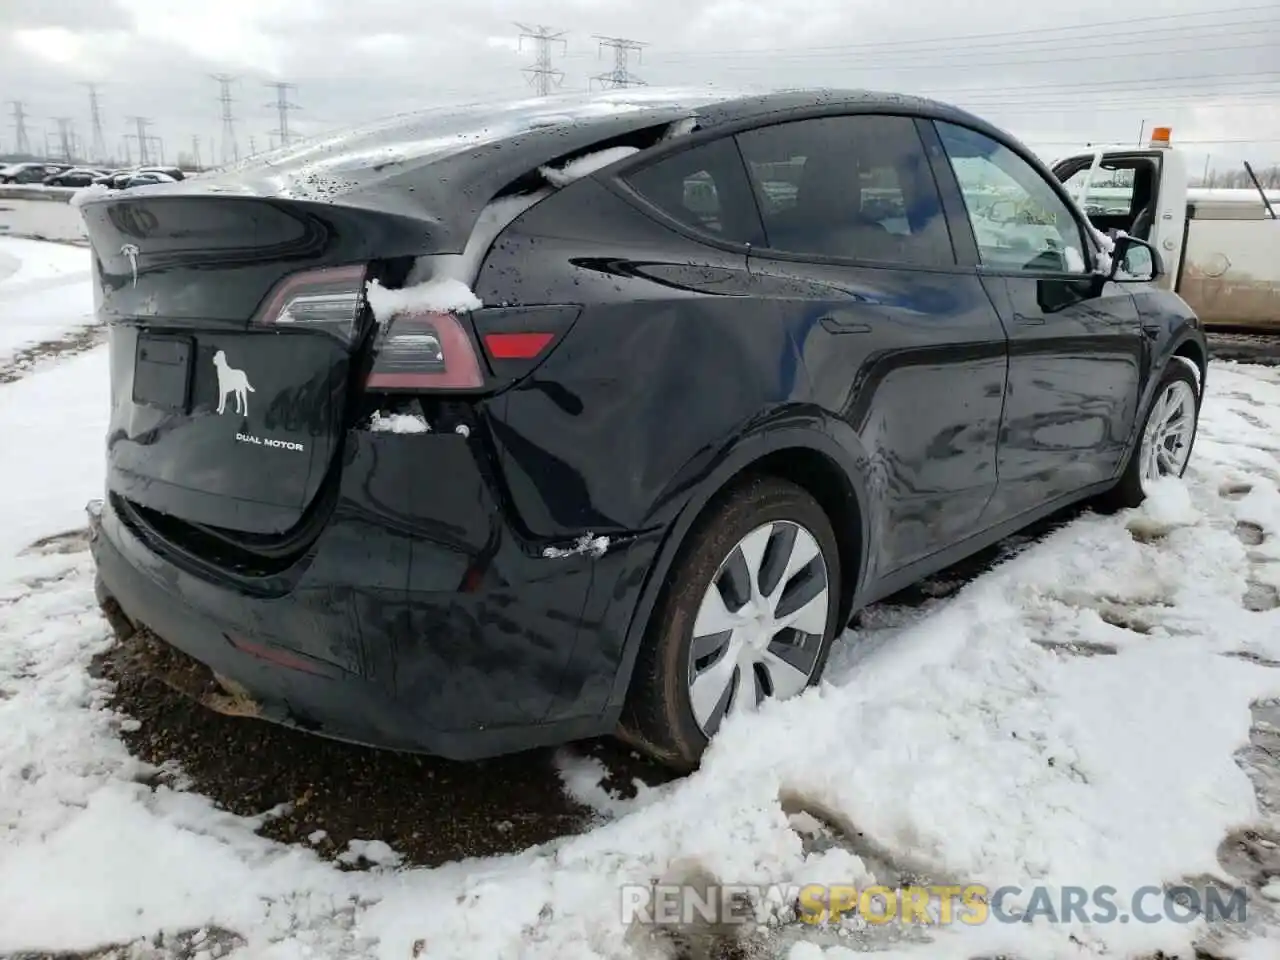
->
85, 89, 775, 767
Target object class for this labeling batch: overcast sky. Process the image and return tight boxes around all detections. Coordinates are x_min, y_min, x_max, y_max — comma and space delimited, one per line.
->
3, 0, 1278, 171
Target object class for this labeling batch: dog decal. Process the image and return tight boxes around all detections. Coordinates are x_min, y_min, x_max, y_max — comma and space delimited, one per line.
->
212, 349, 255, 416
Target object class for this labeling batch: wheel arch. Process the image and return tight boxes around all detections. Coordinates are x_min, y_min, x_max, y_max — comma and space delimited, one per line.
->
605, 418, 871, 715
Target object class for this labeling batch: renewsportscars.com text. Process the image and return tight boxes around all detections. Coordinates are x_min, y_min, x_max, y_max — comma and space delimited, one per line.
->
620, 882, 1249, 927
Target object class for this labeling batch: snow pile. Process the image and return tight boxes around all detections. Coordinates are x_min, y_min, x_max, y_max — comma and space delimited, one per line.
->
337, 839, 403, 868
408, 189, 551, 292
539, 146, 640, 187
363, 189, 556, 323
68, 183, 111, 209
553, 750, 670, 822
663, 117, 699, 140
367, 410, 430, 434
365, 276, 482, 322
1090, 226, 1130, 276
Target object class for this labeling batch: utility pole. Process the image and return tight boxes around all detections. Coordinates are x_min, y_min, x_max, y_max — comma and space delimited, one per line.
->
264, 81, 300, 148
591, 36, 647, 89
8, 101, 31, 156
81, 82, 108, 163
248, 134, 258, 157
515, 23, 567, 96
191, 135, 202, 170
125, 116, 153, 166
52, 117, 76, 163
211, 73, 239, 164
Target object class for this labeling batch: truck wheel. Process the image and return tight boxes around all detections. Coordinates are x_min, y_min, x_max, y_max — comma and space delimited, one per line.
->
1101, 359, 1201, 511
618, 476, 842, 771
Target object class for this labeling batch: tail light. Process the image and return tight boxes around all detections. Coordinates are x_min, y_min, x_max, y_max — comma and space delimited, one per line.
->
367, 304, 581, 393
367, 311, 485, 390
253, 264, 368, 345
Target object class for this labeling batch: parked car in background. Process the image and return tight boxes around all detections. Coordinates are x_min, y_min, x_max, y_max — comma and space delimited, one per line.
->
139, 166, 185, 181
0, 162, 69, 184
44, 167, 110, 187
92, 169, 135, 188
121, 171, 177, 189
91, 167, 188, 190
82, 88, 1208, 772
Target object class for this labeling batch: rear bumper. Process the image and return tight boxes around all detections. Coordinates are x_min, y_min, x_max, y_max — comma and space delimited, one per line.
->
88, 434, 665, 760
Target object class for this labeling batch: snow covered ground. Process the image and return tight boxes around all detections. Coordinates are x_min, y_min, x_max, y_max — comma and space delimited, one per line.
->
3, 236, 1280, 959
0, 236, 94, 377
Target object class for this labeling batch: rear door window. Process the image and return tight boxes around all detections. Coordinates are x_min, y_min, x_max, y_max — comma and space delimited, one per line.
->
734, 114, 956, 267
622, 136, 765, 246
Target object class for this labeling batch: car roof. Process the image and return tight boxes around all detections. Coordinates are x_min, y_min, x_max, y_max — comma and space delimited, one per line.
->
84, 86, 1013, 251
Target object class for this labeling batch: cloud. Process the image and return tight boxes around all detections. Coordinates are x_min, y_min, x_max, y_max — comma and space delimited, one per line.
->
2, 0, 1277, 170
6, 0, 135, 31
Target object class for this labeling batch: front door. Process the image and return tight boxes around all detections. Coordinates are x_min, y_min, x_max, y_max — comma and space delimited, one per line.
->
931, 120, 1146, 522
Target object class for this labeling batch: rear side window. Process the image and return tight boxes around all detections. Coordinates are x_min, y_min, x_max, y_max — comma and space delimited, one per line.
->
622, 136, 765, 245
735, 115, 955, 267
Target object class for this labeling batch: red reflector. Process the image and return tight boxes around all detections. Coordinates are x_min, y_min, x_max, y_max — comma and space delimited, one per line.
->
483, 331, 555, 360
228, 636, 326, 676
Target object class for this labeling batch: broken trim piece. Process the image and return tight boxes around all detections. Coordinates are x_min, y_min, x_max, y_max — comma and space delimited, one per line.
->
542, 533, 612, 559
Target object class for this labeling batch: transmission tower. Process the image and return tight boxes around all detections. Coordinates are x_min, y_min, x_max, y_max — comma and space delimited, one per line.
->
52, 117, 76, 162
264, 81, 300, 148
191, 135, 202, 170
125, 116, 153, 166
591, 36, 647, 89
211, 73, 240, 164
7, 101, 31, 156
248, 134, 258, 157
515, 23, 567, 96
81, 82, 108, 163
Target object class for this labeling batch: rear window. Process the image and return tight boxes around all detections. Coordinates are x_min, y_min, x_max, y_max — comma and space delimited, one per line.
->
622, 136, 765, 246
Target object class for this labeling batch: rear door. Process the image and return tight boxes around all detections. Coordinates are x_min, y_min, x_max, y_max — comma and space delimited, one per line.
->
734, 113, 1009, 580
929, 120, 1146, 521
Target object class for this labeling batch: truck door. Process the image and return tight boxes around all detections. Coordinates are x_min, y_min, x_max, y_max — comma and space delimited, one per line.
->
1052, 139, 1189, 292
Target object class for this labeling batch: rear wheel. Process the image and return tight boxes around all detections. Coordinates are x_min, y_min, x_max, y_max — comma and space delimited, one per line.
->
1100, 359, 1201, 510
619, 476, 842, 771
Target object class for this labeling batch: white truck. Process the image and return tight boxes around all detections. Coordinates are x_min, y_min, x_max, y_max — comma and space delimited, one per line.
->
1050, 127, 1280, 332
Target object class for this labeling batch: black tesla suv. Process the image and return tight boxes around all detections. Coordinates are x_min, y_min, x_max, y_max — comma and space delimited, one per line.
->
83, 88, 1207, 770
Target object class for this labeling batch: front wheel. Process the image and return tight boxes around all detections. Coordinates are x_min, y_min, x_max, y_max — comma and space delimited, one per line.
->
1101, 359, 1201, 510
618, 476, 843, 771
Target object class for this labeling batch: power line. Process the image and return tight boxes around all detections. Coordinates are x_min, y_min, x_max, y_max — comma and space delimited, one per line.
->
515, 23, 567, 97
80, 82, 108, 164
51, 117, 76, 163
7, 101, 31, 156
211, 73, 239, 165
591, 36, 647, 89
264, 81, 300, 148
637, 3, 1280, 58
124, 115, 153, 167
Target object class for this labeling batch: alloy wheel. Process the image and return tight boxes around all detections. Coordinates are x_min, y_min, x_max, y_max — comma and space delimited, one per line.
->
1139, 380, 1197, 488
686, 520, 830, 736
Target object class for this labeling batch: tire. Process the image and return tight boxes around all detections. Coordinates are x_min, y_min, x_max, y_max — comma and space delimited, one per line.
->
618, 475, 843, 771
1099, 358, 1201, 511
